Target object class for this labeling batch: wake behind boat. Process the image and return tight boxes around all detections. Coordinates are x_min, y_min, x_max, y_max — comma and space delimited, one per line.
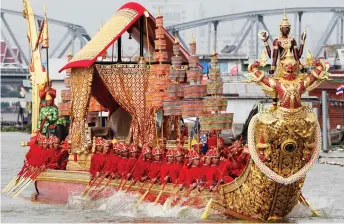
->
3, 1, 328, 221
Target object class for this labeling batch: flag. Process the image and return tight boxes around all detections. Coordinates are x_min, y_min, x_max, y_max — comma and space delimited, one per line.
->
336, 85, 344, 96
41, 4, 49, 48
34, 4, 49, 50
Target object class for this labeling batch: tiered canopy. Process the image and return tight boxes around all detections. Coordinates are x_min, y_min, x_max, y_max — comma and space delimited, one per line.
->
59, 2, 192, 72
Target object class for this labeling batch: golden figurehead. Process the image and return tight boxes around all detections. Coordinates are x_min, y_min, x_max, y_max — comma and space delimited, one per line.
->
239, 9, 330, 219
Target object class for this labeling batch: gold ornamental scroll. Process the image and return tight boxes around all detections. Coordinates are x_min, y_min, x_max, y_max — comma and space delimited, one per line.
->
70, 67, 94, 153
96, 64, 155, 146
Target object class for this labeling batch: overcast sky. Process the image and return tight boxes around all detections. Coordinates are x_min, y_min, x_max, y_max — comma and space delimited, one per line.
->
1, 0, 344, 57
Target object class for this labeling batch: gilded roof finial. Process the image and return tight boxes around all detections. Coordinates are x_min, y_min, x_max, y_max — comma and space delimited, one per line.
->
212, 47, 216, 56
190, 33, 195, 44
174, 36, 179, 44
68, 50, 72, 57
280, 8, 290, 27
43, 3, 46, 14
157, 7, 161, 17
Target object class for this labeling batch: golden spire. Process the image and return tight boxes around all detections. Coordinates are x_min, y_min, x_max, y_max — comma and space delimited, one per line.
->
190, 33, 195, 44
44, 3, 46, 14
157, 7, 161, 17
280, 8, 290, 27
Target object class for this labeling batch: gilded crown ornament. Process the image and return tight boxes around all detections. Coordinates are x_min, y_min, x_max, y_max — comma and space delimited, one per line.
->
280, 8, 290, 27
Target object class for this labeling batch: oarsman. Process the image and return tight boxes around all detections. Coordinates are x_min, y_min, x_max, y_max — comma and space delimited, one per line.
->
131, 144, 151, 182
104, 141, 119, 179
214, 150, 234, 190
182, 150, 201, 190
147, 147, 163, 183
116, 143, 129, 178
89, 137, 107, 179
170, 149, 184, 184
160, 149, 174, 183
125, 144, 140, 179
200, 149, 215, 190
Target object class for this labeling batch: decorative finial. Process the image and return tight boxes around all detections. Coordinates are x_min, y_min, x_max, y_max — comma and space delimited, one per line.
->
157, 7, 161, 17
280, 8, 290, 27
190, 33, 195, 44
212, 47, 216, 56
68, 50, 72, 57
305, 49, 315, 66
259, 50, 267, 67
44, 3, 47, 14
174, 36, 179, 44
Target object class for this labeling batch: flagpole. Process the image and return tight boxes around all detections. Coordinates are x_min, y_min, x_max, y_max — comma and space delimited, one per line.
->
46, 47, 49, 79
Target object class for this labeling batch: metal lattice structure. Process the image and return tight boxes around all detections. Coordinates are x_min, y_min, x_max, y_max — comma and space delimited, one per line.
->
166, 7, 344, 58
1, 8, 91, 71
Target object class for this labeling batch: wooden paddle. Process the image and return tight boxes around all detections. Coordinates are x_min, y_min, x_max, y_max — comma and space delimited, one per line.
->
154, 180, 168, 205
201, 160, 229, 220
299, 193, 320, 217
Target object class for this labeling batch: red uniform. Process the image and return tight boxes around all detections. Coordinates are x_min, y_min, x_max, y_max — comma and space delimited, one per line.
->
200, 164, 217, 188
124, 158, 138, 176
177, 164, 188, 185
147, 161, 162, 180
104, 153, 119, 175
217, 160, 234, 183
117, 157, 129, 177
185, 166, 201, 187
131, 159, 150, 181
89, 153, 107, 176
44, 149, 60, 169
160, 162, 173, 182
208, 136, 224, 149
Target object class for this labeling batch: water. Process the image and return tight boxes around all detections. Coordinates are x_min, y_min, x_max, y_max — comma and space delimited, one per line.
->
1, 132, 344, 223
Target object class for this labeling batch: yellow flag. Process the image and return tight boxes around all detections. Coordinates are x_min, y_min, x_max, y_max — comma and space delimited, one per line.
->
42, 4, 49, 48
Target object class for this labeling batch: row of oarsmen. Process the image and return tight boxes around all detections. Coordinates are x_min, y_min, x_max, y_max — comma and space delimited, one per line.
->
21, 133, 69, 172
90, 137, 248, 191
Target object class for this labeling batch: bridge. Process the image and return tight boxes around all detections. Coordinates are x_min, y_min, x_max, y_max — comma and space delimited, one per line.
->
1, 6, 344, 86
166, 7, 344, 58
1, 8, 91, 87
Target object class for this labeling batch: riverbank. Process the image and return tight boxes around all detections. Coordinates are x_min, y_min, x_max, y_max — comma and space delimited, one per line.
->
1, 125, 31, 133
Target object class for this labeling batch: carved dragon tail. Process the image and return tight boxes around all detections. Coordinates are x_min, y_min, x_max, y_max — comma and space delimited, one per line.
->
237, 104, 259, 143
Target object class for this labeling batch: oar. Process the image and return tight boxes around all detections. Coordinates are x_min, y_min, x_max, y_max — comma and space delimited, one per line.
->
12, 169, 42, 198
201, 160, 229, 220
299, 194, 320, 217
81, 176, 99, 197
138, 179, 148, 194
119, 154, 143, 192
91, 175, 107, 191
174, 186, 196, 207
124, 179, 137, 193
8, 167, 38, 195
154, 180, 168, 205
3, 168, 28, 193
162, 179, 180, 210
136, 180, 156, 206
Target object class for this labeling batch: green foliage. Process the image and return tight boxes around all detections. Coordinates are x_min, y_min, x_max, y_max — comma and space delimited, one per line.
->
1, 102, 10, 109
1, 86, 20, 98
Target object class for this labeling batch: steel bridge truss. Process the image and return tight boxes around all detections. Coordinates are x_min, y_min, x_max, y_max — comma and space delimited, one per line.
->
167, 7, 344, 58
0, 8, 91, 68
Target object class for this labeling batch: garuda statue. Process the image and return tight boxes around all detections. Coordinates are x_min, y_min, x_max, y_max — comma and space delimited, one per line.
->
242, 9, 330, 219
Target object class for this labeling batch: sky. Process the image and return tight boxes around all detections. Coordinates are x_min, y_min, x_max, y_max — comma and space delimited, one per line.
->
1, 0, 344, 58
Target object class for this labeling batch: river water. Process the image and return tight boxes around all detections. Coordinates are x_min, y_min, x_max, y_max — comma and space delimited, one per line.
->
1, 132, 344, 223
